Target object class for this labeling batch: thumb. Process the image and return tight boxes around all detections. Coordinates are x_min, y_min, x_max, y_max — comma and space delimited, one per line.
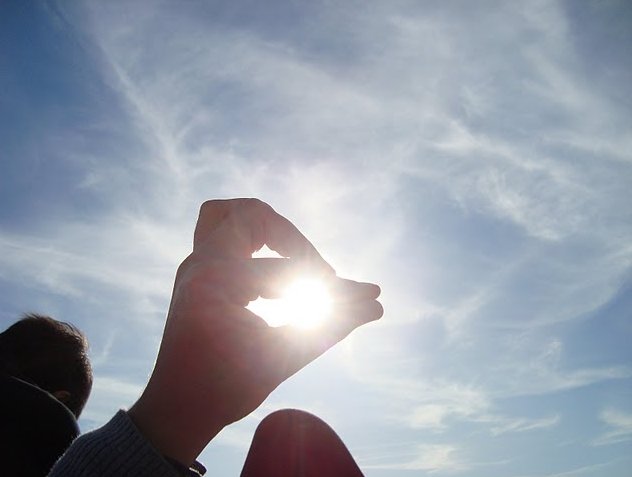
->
263, 286, 383, 384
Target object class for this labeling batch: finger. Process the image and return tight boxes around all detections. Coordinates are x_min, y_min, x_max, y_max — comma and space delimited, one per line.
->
192, 199, 246, 243
178, 256, 321, 307
331, 298, 384, 326
263, 299, 383, 384
193, 199, 252, 256
226, 265, 379, 303
315, 297, 383, 344
178, 257, 288, 307
330, 278, 381, 303
193, 199, 335, 275
174, 257, 258, 308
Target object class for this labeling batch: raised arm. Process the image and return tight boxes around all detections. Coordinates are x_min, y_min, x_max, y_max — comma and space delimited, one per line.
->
51, 198, 382, 475
129, 199, 382, 465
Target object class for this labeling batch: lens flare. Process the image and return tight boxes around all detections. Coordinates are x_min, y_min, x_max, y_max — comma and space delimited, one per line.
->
248, 277, 333, 329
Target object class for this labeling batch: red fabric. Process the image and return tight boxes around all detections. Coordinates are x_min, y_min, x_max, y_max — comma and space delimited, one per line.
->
241, 409, 364, 477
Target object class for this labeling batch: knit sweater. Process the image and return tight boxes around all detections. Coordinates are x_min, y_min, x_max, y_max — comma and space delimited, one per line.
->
48, 411, 205, 477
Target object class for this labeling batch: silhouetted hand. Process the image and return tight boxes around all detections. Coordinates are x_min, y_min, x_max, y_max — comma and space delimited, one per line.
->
128, 199, 383, 465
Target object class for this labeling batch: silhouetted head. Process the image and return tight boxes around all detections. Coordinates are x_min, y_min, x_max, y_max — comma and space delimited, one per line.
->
0, 314, 92, 418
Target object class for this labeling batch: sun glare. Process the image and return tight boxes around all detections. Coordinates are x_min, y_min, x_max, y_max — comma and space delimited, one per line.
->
248, 277, 333, 330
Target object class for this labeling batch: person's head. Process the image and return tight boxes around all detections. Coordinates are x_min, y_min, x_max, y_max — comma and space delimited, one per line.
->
0, 313, 92, 418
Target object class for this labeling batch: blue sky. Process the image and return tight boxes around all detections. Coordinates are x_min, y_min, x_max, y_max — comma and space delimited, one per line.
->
1, 1, 631, 475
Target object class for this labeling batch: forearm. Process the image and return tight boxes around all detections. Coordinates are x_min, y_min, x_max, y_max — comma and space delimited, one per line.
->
127, 372, 225, 467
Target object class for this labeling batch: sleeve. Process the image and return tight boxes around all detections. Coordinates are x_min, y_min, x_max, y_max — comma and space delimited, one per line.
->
48, 410, 182, 477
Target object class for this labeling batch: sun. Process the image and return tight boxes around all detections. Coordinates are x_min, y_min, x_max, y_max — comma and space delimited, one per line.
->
248, 277, 333, 330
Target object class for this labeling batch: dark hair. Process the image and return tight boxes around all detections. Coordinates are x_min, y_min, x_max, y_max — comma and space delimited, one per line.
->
0, 314, 92, 418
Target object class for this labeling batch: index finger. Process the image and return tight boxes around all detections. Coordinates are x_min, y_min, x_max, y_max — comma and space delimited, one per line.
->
193, 199, 335, 274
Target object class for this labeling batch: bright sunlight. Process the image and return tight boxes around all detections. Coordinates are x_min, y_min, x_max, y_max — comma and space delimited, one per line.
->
248, 277, 333, 330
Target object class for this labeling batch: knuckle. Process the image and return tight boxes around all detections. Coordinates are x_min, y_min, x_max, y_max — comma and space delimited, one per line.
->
238, 198, 272, 214
199, 199, 216, 213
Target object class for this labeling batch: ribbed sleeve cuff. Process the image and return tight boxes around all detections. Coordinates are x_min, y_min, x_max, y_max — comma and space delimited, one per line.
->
49, 410, 180, 477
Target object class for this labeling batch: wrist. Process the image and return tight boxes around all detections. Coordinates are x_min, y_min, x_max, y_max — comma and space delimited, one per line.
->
128, 374, 224, 466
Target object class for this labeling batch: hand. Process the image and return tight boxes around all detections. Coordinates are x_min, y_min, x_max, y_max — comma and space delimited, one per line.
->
129, 199, 383, 464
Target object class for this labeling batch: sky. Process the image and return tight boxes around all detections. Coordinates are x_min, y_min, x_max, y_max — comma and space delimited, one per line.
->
1, 0, 631, 475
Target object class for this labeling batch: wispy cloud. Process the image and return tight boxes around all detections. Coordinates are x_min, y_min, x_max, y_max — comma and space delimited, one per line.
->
509, 460, 620, 477
406, 384, 490, 431
592, 408, 632, 446
487, 414, 560, 436
0, 218, 184, 312
363, 443, 470, 473
3, 1, 630, 476
403, 444, 468, 473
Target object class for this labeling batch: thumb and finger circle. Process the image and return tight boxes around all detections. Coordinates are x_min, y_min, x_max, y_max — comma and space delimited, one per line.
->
188, 198, 383, 328
214, 258, 381, 306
